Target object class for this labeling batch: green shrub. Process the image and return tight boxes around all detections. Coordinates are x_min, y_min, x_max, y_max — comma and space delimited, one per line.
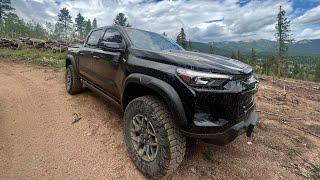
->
316, 167, 320, 179
0, 47, 66, 69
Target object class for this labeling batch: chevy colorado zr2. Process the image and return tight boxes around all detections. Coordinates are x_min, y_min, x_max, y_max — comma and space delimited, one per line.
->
65, 25, 259, 178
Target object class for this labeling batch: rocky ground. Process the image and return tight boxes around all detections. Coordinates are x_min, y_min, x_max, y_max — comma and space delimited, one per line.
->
0, 60, 319, 180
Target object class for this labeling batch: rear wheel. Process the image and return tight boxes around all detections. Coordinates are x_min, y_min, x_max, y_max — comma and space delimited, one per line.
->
124, 96, 186, 179
66, 65, 82, 95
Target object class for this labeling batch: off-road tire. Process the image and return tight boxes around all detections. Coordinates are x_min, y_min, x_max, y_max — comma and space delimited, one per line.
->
65, 65, 82, 95
124, 96, 186, 179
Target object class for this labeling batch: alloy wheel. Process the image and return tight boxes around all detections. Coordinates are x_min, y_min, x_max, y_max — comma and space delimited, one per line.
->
130, 114, 159, 162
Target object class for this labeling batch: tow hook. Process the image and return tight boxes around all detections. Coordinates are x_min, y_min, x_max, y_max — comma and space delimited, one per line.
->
246, 124, 254, 137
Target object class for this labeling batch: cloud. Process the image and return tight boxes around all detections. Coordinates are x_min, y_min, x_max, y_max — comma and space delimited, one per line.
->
297, 28, 320, 39
10, 0, 320, 42
296, 5, 320, 25
229, 1, 292, 33
122, 0, 292, 41
12, 0, 59, 23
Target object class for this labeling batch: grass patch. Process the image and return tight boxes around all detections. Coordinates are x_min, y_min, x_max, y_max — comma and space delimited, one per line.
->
0, 47, 66, 69
316, 166, 320, 179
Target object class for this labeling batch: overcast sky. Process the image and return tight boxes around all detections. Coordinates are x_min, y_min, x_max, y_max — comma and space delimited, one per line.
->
11, 0, 320, 42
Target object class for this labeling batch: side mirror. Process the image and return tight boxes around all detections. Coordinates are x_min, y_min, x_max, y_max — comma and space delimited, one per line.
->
100, 41, 125, 52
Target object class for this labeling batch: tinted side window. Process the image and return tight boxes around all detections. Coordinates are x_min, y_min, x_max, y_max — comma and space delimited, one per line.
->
87, 29, 104, 46
103, 29, 122, 43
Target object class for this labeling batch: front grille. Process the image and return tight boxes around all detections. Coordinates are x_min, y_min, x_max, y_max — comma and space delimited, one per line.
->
193, 73, 257, 127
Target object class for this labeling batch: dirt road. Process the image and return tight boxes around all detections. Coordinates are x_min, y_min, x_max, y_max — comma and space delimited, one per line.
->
0, 60, 319, 179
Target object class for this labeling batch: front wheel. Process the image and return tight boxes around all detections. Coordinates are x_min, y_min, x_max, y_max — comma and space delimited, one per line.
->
65, 65, 82, 95
123, 96, 186, 179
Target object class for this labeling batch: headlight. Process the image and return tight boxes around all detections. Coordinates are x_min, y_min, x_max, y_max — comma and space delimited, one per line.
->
177, 68, 232, 86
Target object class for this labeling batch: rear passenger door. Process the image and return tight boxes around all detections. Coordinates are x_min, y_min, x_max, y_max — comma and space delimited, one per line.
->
78, 29, 105, 82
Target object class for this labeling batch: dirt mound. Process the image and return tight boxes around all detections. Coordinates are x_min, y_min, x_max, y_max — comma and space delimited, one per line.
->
0, 61, 319, 179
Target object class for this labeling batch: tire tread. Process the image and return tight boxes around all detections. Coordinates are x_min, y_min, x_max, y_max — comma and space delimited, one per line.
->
66, 65, 82, 95
139, 96, 186, 178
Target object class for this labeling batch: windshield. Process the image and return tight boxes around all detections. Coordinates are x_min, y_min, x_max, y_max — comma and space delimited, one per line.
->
126, 28, 183, 51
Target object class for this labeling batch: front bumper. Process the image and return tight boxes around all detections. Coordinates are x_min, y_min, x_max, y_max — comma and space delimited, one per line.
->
181, 109, 258, 145
172, 73, 259, 145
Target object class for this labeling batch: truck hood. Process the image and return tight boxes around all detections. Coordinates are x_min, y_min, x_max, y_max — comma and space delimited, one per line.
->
130, 48, 252, 75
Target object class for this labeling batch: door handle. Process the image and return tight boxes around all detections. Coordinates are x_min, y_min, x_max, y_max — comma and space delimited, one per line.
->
93, 56, 100, 59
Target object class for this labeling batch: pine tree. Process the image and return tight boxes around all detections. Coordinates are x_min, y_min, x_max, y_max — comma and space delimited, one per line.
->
176, 28, 187, 49
32, 23, 46, 39
57, 8, 73, 39
275, 5, 293, 77
237, 50, 241, 60
250, 48, 257, 64
85, 19, 92, 35
0, 0, 15, 35
54, 22, 64, 39
315, 63, 320, 82
1, 13, 49, 39
92, 18, 98, 29
0, 0, 15, 21
114, 13, 131, 27
208, 43, 214, 54
75, 13, 86, 39
231, 52, 237, 59
262, 55, 276, 75
292, 64, 301, 79
187, 39, 192, 51
45, 22, 55, 37
2, 13, 20, 38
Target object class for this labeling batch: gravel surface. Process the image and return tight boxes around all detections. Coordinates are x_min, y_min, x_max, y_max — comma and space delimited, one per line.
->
0, 60, 319, 180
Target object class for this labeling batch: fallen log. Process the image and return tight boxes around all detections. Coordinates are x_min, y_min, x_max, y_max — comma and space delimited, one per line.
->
0, 38, 70, 53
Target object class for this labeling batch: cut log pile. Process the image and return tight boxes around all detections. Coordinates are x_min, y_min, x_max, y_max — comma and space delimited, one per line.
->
0, 38, 73, 53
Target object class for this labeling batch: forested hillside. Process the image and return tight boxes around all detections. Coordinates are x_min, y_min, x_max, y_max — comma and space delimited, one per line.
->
190, 39, 320, 56
189, 39, 320, 82
189, 40, 320, 82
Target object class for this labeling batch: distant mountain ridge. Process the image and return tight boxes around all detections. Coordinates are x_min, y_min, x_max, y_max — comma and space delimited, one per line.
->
190, 39, 320, 56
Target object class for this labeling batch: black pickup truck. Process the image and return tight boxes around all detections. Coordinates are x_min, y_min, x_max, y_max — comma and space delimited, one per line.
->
66, 25, 259, 178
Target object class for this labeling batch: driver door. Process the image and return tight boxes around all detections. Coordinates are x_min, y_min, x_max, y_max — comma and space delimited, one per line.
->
91, 28, 124, 99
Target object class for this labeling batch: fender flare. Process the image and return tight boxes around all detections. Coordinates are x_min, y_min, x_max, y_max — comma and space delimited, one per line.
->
66, 54, 79, 75
123, 73, 188, 127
